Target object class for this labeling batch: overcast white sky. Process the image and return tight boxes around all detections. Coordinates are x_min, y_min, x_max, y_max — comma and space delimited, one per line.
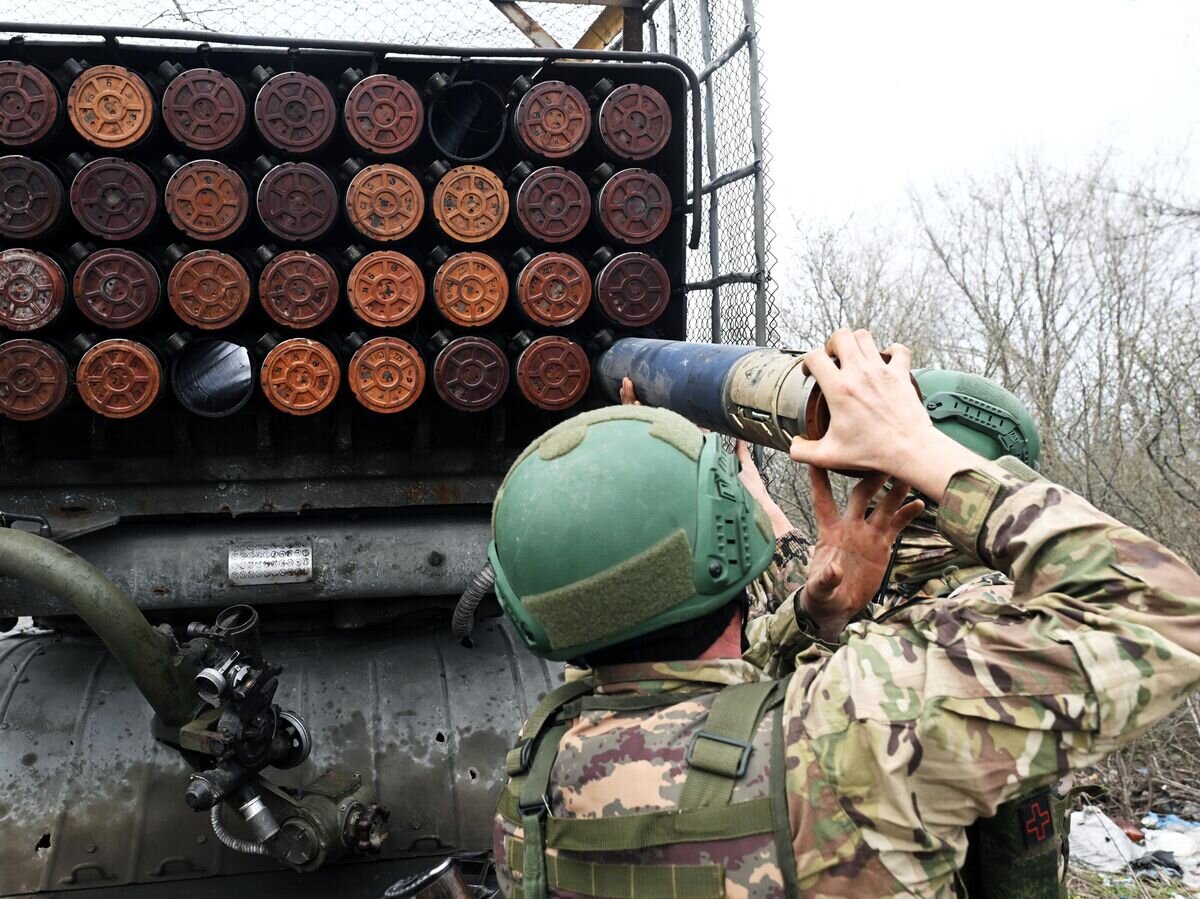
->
754, 0, 1200, 223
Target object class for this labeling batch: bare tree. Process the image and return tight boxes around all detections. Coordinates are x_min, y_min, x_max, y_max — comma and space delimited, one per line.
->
770, 153, 1200, 563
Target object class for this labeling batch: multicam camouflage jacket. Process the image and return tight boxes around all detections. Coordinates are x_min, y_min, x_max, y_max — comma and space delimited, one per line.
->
494, 458, 1200, 897
744, 493, 1067, 899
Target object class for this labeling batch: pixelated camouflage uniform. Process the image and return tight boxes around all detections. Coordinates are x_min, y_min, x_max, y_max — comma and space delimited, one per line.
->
495, 458, 1200, 897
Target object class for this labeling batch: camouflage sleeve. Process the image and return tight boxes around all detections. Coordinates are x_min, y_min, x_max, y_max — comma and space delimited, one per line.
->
744, 530, 830, 676
746, 528, 813, 620
935, 457, 1200, 754
788, 459, 1200, 890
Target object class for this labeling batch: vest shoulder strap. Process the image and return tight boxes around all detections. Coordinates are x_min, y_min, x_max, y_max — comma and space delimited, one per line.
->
679, 677, 788, 810
502, 674, 790, 899
506, 677, 595, 778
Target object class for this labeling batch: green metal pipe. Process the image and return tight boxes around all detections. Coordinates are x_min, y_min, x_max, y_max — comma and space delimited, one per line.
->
0, 527, 197, 725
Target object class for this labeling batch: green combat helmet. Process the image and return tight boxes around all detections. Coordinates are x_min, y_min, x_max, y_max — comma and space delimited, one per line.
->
914, 368, 1041, 468
489, 406, 775, 662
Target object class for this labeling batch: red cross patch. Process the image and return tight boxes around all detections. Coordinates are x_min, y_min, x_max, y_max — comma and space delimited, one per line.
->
1018, 792, 1055, 848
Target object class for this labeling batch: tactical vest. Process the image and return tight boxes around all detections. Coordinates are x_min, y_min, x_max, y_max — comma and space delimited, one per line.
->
495, 676, 796, 899
496, 672, 1074, 899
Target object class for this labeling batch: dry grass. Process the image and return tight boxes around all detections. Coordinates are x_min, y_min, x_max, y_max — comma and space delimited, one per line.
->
1067, 867, 1189, 898
1078, 697, 1200, 824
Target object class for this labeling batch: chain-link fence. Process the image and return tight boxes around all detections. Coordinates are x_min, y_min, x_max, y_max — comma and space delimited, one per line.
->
0, 0, 777, 346
637, 0, 778, 347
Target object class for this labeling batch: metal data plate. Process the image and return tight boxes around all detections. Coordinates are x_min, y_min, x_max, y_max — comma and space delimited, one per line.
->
228, 541, 313, 585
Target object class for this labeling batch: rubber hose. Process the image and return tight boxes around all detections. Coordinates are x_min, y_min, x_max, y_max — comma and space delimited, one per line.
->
452, 562, 495, 639
210, 804, 271, 857
0, 527, 197, 725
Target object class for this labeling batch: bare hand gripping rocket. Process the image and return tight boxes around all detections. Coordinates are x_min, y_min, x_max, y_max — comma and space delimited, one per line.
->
596, 337, 827, 451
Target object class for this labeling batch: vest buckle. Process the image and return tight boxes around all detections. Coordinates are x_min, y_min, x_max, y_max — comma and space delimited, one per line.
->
687, 730, 754, 778
517, 794, 551, 819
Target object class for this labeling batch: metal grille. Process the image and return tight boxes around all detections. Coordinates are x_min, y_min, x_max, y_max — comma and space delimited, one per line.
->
0, 0, 777, 346
0, 1, 603, 47
639, 0, 777, 346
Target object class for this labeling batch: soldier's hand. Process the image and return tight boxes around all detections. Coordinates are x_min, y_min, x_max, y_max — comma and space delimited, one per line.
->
619, 377, 640, 405
802, 467, 924, 641
734, 440, 794, 538
787, 329, 979, 496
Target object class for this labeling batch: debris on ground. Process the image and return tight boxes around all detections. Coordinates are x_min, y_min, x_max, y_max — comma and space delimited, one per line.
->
1071, 807, 1200, 892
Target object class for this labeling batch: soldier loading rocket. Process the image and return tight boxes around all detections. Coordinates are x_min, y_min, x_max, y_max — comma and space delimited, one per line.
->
485, 328, 1200, 897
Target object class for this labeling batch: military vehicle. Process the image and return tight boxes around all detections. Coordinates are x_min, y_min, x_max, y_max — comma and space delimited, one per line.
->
0, 6, 741, 892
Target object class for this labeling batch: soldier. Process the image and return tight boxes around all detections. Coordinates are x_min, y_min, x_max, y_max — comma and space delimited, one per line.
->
737, 367, 1071, 898
488, 329, 1200, 897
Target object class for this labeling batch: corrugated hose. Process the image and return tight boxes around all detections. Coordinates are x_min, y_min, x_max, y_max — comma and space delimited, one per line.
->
210, 804, 271, 857
452, 562, 495, 644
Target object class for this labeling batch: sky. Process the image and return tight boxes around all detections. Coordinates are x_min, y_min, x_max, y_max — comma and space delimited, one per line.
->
754, 0, 1200, 224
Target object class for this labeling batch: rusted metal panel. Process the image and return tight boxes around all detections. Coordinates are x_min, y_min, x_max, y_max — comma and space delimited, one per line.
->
0, 339, 70, 422
0, 155, 64, 239
431, 165, 509, 244
512, 80, 591, 159
70, 157, 158, 241
349, 337, 426, 415
0, 249, 67, 332
258, 250, 338, 330
596, 167, 671, 244
597, 82, 671, 160
0, 60, 59, 147
515, 251, 591, 327
343, 74, 423, 157
72, 248, 160, 329
161, 67, 247, 152
433, 252, 508, 328
66, 64, 155, 149
594, 250, 670, 326
75, 339, 163, 420
260, 338, 340, 416
513, 165, 590, 244
345, 164, 424, 242
434, 337, 509, 413
164, 159, 249, 242
346, 250, 425, 328
256, 162, 337, 242
166, 249, 251, 330
253, 71, 336, 155
515, 336, 590, 411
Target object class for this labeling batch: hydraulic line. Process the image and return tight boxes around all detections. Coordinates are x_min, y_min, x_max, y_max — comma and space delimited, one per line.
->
0, 526, 196, 724
452, 562, 496, 641
210, 803, 271, 857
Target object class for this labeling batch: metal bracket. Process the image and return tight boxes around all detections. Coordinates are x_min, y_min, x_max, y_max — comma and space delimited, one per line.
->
0, 511, 50, 538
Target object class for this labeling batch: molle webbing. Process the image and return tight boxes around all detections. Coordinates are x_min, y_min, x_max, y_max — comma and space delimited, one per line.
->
520, 723, 566, 899
500, 674, 788, 899
522, 529, 697, 652
507, 836, 725, 899
498, 791, 774, 850
579, 692, 709, 712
